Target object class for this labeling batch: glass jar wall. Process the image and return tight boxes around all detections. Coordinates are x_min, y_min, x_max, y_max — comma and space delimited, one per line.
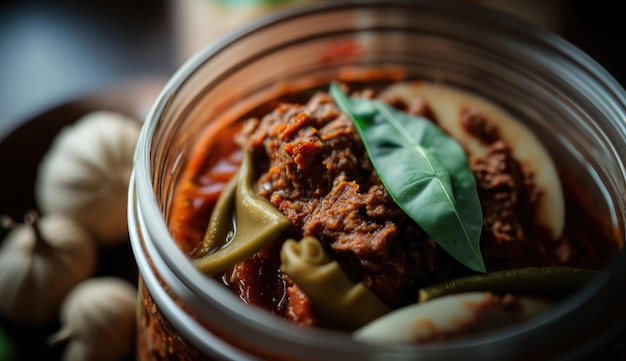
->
129, 1, 626, 360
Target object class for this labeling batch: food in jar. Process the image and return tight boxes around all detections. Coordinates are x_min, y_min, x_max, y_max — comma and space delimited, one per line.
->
169, 79, 620, 341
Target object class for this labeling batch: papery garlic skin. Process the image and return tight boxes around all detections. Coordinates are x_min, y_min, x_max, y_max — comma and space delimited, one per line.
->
0, 214, 97, 326
50, 277, 137, 361
35, 111, 141, 245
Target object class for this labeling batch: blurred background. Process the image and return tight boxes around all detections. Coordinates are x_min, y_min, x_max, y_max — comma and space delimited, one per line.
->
0, 0, 625, 138
0, 0, 624, 360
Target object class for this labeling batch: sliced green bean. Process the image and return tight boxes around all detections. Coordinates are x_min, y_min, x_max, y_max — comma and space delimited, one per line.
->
418, 266, 597, 302
280, 236, 390, 331
194, 151, 290, 275
197, 170, 238, 256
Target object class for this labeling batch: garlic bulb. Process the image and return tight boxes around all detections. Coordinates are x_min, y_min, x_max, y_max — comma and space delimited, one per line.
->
48, 277, 137, 361
35, 110, 141, 245
0, 212, 97, 326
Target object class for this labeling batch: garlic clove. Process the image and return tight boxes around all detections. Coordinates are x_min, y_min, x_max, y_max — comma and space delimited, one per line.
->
378, 81, 565, 240
35, 110, 142, 246
0, 212, 97, 326
48, 277, 137, 361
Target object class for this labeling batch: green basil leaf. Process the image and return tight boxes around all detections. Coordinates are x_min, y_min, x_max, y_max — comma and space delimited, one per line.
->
330, 83, 485, 273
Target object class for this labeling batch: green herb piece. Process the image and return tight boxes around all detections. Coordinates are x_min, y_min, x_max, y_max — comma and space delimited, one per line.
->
194, 151, 290, 275
330, 83, 485, 273
418, 267, 596, 302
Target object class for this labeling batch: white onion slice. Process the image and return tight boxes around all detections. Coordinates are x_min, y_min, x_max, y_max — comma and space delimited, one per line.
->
353, 292, 551, 344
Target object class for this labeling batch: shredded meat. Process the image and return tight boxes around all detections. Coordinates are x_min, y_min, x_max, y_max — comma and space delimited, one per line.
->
471, 141, 553, 269
460, 106, 501, 144
229, 87, 596, 324
241, 92, 443, 307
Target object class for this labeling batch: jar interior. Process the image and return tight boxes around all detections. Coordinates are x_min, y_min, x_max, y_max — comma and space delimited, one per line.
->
161, 14, 625, 246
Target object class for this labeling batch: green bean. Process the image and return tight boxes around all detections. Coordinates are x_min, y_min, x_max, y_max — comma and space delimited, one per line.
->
418, 266, 597, 302
197, 169, 238, 256
194, 151, 289, 275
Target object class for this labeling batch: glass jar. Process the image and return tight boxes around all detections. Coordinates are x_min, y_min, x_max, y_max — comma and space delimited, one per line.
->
171, 0, 326, 64
129, 1, 626, 360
